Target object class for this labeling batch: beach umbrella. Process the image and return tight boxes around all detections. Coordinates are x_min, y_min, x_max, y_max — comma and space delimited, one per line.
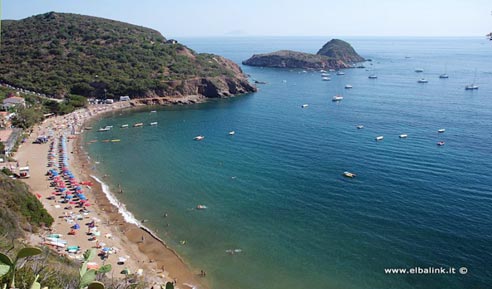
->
64, 195, 73, 199
72, 224, 80, 230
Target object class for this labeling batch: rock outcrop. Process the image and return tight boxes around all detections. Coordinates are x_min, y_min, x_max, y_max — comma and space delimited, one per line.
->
242, 39, 364, 70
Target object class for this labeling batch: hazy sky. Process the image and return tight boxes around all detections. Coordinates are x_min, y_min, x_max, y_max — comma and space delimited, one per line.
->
2, 0, 491, 37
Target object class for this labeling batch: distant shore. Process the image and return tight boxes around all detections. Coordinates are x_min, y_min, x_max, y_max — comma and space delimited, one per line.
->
16, 99, 208, 289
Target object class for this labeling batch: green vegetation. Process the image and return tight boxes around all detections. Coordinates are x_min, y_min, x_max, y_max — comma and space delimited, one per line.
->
0, 172, 54, 239
78, 249, 111, 289
0, 243, 79, 289
0, 247, 42, 288
0, 12, 239, 98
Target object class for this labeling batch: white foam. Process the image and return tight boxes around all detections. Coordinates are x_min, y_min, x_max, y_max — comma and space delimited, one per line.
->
90, 175, 141, 226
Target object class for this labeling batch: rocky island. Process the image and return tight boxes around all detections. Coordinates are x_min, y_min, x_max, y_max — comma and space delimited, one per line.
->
0, 12, 256, 100
242, 39, 364, 70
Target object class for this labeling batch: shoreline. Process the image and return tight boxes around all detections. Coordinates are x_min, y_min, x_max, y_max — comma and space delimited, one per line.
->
16, 101, 208, 289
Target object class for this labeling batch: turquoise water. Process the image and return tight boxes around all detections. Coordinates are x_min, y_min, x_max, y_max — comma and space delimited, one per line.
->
85, 37, 492, 289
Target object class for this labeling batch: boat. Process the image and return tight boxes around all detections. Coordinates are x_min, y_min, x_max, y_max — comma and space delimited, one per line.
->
375, 136, 384, 141
133, 123, 144, 127
399, 134, 408, 138
437, 128, 445, 133
343, 171, 356, 178
98, 128, 110, 132
437, 141, 445, 146
356, 125, 364, 129
356, 65, 366, 68
320, 69, 327, 73
368, 74, 378, 79
150, 122, 158, 126
111, 139, 120, 142
150, 110, 157, 113
332, 95, 343, 101
329, 69, 336, 72
302, 104, 309, 108
439, 74, 449, 79
322, 77, 331, 81
344, 84, 353, 89
194, 135, 205, 141
196, 205, 207, 210
415, 68, 424, 73
228, 131, 235, 135
336, 71, 345, 75
465, 69, 479, 90
121, 124, 129, 128
417, 78, 428, 83
321, 72, 330, 77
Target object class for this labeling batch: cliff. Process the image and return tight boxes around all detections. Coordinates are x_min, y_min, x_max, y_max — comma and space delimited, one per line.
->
0, 12, 256, 99
242, 39, 364, 69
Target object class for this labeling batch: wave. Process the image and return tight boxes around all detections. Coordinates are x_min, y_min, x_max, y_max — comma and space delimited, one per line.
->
90, 175, 141, 226
89, 174, 190, 266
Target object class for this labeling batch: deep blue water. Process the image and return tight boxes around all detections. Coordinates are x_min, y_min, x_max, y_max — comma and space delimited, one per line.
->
85, 37, 492, 289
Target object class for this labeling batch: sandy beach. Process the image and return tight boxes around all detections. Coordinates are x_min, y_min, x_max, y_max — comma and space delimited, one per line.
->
15, 102, 207, 289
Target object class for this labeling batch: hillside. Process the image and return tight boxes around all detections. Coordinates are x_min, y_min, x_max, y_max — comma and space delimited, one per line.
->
0, 12, 256, 99
242, 39, 364, 69
0, 171, 53, 239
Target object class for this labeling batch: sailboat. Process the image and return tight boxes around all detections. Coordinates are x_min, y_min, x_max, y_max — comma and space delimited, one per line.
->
465, 69, 479, 90
439, 64, 449, 79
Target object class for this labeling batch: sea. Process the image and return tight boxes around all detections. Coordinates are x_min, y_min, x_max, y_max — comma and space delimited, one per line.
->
83, 37, 492, 289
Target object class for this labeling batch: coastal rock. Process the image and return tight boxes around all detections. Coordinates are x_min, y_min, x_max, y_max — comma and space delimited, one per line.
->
242, 39, 364, 70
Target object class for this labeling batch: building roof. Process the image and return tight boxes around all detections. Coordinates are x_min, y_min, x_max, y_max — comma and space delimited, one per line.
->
3, 97, 25, 105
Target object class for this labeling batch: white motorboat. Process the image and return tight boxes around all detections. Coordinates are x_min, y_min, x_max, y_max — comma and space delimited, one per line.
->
345, 84, 353, 89
121, 124, 129, 128
465, 84, 479, 90
302, 104, 309, 108
343, 171, 356, 178
439, 74, 449, 79
368, 74, 378, 79
133, 123, 144, 127
332, 95, 343, 101
229, 131, 235, 135
194, 135, 205, 141
418, 78, 428, 83
356, 125, 364, 129
322, 77, 331, 81
375, 136, 384, 141
438, 129, 445, 133
399, 134, 408, 138
150, 122, 158, 126
415, 68, 424, 73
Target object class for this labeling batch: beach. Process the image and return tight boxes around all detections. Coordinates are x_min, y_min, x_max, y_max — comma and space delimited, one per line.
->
15, 102, 207, 289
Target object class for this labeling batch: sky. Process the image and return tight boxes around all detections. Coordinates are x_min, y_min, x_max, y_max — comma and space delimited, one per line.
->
2, 0, 491, 37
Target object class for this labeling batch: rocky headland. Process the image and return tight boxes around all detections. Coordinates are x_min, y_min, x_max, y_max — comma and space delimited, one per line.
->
242, 39, 364, 69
